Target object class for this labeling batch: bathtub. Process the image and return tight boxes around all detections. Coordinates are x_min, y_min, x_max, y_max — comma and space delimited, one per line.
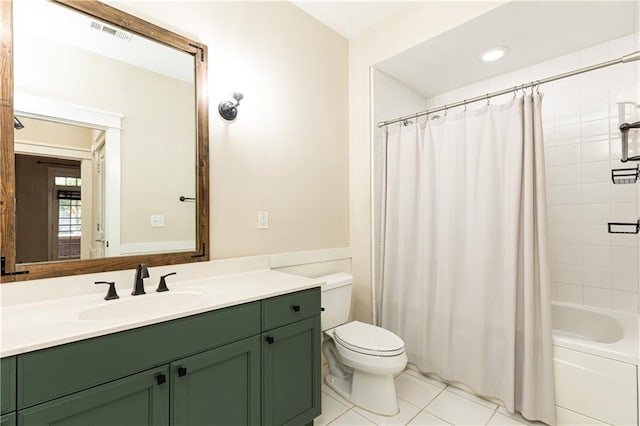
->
551, 302, 639, 425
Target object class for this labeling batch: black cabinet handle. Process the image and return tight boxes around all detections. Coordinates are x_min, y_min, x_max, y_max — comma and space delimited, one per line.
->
177, 367, 188, 377
321, 307, 325, 311
156, 374, 166, 385
291, 305, 301, 312
266, 336, 275, 345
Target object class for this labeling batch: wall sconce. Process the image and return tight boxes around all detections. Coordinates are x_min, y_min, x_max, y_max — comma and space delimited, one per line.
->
13, 116, 24, 130
218, 92, 244, 121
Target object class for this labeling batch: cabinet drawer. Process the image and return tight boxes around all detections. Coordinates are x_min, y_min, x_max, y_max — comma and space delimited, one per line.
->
262, 287, 320, 330
18, 301, 260, 409
1, 357, 16, 415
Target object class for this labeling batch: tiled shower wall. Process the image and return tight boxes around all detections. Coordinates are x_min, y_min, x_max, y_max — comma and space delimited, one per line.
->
423, 34, 640, 313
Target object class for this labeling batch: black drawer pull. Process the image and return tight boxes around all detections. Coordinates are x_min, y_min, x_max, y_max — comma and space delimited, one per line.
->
292, 305, 301, 312
266, 336, 275, 344
177, 367, 188, 377
156, 374, 166, 385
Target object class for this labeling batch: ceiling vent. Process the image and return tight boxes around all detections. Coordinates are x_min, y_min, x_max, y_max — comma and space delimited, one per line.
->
89, 20, 133, 42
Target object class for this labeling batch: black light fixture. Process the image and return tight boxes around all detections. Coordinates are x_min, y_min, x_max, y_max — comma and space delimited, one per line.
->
218, 92, 244, 121
13, 116, 24, 130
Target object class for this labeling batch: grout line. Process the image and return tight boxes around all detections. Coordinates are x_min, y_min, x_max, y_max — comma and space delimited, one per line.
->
485, 406, 500, 425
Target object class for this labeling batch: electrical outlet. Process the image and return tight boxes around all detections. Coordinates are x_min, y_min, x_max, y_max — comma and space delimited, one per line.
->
258, 211, 269, 230
150, 214, 165, 227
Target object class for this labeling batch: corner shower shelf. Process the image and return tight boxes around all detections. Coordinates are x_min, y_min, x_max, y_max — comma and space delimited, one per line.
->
611, 166, 639, 184
607, 220, 640, 234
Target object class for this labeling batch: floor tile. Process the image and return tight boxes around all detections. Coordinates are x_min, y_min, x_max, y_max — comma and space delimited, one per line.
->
425, 390, 495, 425
404, 369, 447, 390
487, 411, 526, 425
314, 392, 350, 425
354, 398, 421, 425
407, 410, 452, 425
446, 385, 499, 410
395, 372, 445, 408
330, 409, 375, 425
323, 383, 355, 408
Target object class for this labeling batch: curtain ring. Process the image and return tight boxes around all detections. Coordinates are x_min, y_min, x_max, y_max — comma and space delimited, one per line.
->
444, 105, 448, 116
463, 100, 468, 111
536, 81, 541, 93
486, 94, 490, 105
513, 87, 517, 99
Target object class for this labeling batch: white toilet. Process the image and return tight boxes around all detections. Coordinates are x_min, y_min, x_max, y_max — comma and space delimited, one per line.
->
318, 273, 407, 416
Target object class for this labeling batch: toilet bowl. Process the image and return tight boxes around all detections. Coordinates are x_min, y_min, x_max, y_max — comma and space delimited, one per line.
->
318, 273, 407, 416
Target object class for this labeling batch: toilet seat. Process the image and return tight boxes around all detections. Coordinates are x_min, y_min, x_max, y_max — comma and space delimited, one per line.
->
333, 321, 405, 357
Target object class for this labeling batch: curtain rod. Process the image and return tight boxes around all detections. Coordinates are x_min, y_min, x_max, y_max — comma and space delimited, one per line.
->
378, 50, 640, 128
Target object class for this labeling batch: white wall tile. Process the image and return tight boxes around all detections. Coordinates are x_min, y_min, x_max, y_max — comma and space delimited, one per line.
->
581, 140, 609, 162
612, 290, 639, 313
550, 225, 581, 245
582, 265, 611, 288
552, 244, 583, 265
581, 183, 609, 203
583, 286, 613, 309
580, 161, 610, 184
548, 185, 581, 205
610, 246, 638, 269
610, 268, 638, 292
556, 283, 583, 304
581, 118, 609, 138
581, 203, 609, 224
582, 245, 610, 267
547, 144, 581, 166
611, 184, 636, 202
581, 225, 608, 246
609, 202, 637, 221
547, 165, 581, 185
552, 263, 582, 284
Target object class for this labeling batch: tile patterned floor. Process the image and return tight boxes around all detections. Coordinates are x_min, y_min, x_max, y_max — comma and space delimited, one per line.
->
315, 369, 544, 426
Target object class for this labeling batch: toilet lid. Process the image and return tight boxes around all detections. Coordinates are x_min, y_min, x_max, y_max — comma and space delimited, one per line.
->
333, 321, 405, 357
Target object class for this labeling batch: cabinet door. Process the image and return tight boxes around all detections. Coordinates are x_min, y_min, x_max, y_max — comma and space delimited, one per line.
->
0, 413, 15, 426
18, 366, 169, 426
1, 357, 16, 414
262, 315, 321, 426
172, 335, 260, 426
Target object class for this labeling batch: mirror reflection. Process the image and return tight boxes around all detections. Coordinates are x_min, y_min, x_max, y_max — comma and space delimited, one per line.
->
13, 0, 198, 263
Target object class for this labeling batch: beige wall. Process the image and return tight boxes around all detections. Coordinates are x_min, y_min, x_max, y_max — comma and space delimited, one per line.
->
15, 117, 95, 151
349, 2, 504, 322
105, 1, 350, 259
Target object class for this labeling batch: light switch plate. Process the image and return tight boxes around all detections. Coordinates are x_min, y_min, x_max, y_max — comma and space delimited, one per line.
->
151, 214, 165, 227
258, 211, 269, 230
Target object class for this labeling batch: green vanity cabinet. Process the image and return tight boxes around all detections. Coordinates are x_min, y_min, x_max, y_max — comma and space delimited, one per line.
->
18, 365, 169, 426
3, 286, 321, 425
171, 335, 261, 426
1, 356, 16, 415
262, 315, 321, 426
0, 413, 15, 426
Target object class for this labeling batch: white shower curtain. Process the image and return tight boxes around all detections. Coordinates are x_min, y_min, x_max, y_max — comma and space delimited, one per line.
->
380, 95, 555, 425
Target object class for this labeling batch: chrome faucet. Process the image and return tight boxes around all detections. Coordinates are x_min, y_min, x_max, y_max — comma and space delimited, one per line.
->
132, 263, 149, 296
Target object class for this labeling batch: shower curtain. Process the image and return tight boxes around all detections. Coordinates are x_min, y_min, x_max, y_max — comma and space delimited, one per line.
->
380, 95, 555, 425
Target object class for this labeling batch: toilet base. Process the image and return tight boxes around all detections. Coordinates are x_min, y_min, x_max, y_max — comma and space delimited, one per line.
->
325, 370, 399, 416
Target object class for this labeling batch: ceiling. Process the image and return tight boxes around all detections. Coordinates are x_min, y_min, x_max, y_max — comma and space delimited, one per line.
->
290, 1, 413, 38
375, 1, 638, 98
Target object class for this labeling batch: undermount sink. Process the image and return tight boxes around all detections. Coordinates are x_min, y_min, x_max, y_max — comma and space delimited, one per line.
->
78, 291, 204, 321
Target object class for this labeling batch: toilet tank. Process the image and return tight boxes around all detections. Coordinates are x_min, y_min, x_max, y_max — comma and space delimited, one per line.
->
317, 273, 353, 331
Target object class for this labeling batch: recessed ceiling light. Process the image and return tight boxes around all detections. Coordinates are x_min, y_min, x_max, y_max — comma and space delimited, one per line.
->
480, 46, 509, 62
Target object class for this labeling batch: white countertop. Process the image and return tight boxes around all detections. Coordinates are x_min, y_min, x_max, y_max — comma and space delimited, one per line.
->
1, 269, 322, 357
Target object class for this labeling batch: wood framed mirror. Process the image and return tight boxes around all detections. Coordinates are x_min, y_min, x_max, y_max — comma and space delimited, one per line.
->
1, 0, 209, 282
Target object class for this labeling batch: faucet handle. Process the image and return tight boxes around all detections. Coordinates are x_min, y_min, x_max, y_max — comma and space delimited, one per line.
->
95, 281, 119, 300
157, 272, 176, 293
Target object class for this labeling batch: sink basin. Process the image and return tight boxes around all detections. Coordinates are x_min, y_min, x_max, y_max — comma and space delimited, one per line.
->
78, 292, 204, 321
